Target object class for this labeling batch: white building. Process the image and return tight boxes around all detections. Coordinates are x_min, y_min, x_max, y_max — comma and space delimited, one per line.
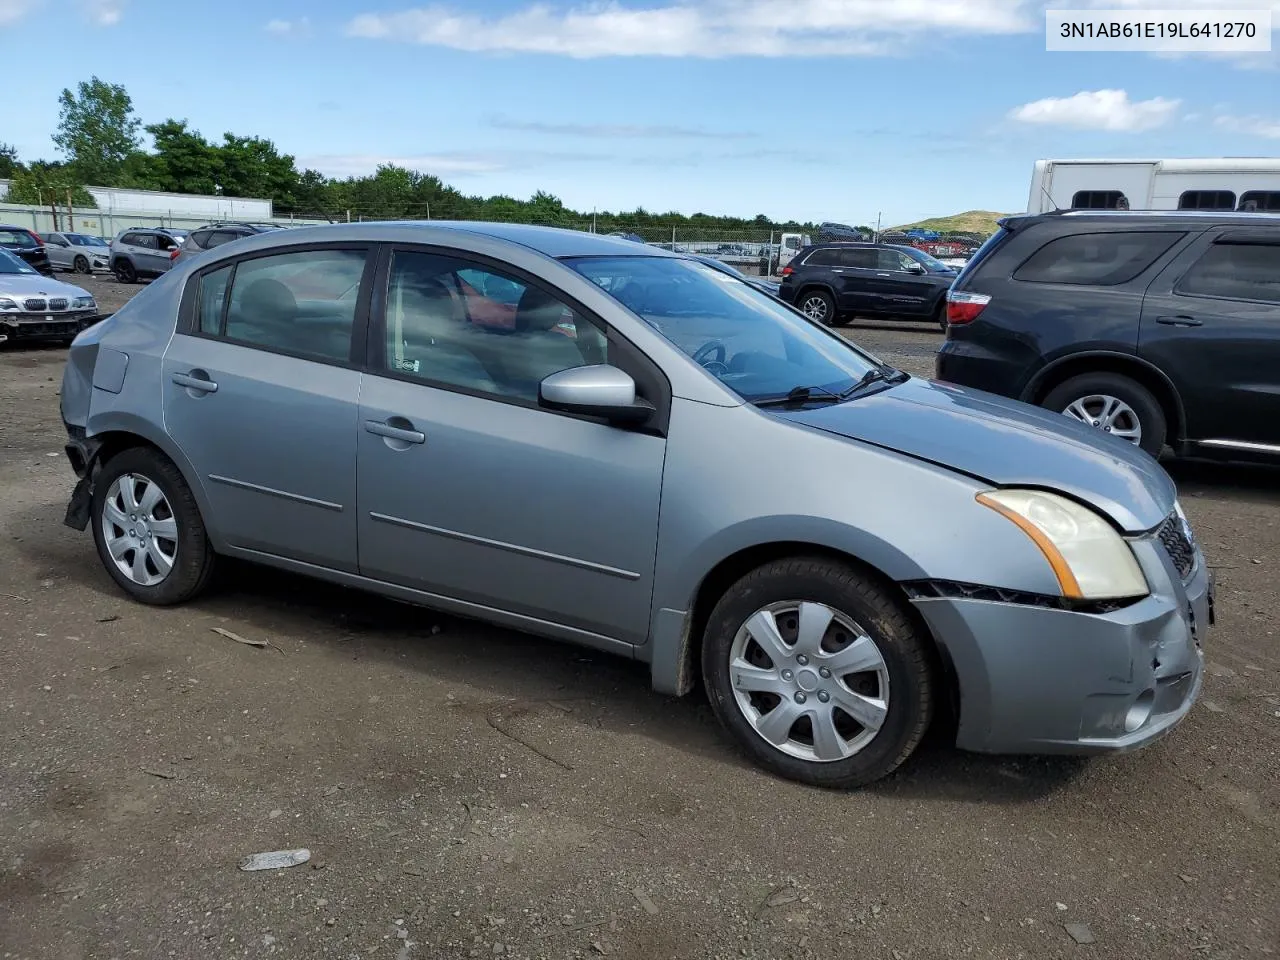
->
0, 180, 273, 219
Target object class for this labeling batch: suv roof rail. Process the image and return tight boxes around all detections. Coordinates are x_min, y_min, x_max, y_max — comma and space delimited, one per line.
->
1059, 209, 1280, 219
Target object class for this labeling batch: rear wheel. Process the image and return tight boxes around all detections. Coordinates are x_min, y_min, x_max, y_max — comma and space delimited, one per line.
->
797, 289, 836, 326
1042, 372, 1167, 457
933, 298, 948, 333
701, 557, 934, 789
90, 446, 216, 605
73, 255, 90, 274
113, 259, 136, 284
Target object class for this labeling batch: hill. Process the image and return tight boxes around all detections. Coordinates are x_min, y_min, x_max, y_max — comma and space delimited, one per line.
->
891, 210, 1011, 235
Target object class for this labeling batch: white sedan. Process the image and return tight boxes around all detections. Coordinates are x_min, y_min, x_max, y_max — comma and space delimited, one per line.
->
0, 248, 102, 346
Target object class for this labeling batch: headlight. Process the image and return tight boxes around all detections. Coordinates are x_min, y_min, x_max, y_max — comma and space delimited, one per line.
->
73, 296, 96, 309
977, 489, 1149, 600
0, 297, 16, 310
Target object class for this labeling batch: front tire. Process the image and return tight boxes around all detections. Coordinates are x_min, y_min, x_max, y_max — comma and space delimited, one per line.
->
73, 255, 90, 274
90, 446, 216, 605
702, 557, 934, 789
1042, 372, 1166, 458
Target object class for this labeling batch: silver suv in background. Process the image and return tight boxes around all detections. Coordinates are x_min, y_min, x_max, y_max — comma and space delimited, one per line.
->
109, 228, 184, 283
175, 222, 281, 265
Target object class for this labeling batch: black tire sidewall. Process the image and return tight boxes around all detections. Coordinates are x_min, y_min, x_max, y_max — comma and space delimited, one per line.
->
701, 559, 932, 788
90, 448, 213, 605
114, 259, 135, 283
1043, 373, 1167, 457
74, 256, 89, 273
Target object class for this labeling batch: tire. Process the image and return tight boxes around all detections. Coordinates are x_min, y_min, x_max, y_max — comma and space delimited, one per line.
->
933, 298, 948, 333
701, 557, 934, 789
73, 255, 90, 274
1041, 372, 1166, 458
90, 446, 216, 605
796, 289, 837, 326
113, 259, 137, 284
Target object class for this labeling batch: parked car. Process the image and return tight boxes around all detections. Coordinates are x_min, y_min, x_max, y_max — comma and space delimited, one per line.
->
58, 222, 1210, 788
777, 242, 957, 330
109, 228, 184, 283
937, 209, 1280, 462
173, 222, 283, 266
0, 224, 53, 276
44, 232, 111, 274
0, 248, 102, 345
689, 253, 781, 297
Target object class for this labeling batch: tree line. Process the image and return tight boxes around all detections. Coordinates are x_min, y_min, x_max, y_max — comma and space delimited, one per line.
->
1, 76, 842, 241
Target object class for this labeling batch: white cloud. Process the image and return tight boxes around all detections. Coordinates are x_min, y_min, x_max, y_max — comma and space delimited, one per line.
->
299, 153, 513, 178
83, 0, 124, 26
1215, 113, 1280, 138
0, 0, 35, 26
1008, 89, 1181, 132
346, 0, 1036, 58
266, 16, 312, 38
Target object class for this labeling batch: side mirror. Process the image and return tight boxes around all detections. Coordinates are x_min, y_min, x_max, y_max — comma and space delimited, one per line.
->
539, 364, 655, 426
905, 261, 926, 275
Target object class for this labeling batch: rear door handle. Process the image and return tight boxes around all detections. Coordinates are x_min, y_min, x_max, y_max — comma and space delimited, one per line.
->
1156, 315, 1202, 327
364, 419, 426, 445
171, 371, 218, 393
876, 272, 892, 278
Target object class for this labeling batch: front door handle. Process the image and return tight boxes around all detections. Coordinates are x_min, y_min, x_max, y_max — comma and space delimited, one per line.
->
171, 371, 218, 393
1156, 315, 1202, 327
364, 419, 426, 445
876, 272, 892, 278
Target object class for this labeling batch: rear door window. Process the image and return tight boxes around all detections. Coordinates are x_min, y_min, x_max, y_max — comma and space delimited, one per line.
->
1176, 242, 1280, 304
839, 248, 879, 269
1013, 231, 1184, 286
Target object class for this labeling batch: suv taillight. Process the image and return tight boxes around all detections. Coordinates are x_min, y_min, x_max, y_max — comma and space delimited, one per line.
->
946, 289, 990, 325
780, 265, 794, 277
28, 231, 43, 246
169, 248, 180, 260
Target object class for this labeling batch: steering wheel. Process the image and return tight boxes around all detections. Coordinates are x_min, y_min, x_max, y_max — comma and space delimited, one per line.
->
692, 339, 727, 368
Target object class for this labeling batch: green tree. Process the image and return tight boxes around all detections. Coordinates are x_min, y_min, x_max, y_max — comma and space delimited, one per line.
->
217, 133, 302, 207
52, 76, 142, 186
0, 142, 22, 179
140, 119, 220, 194
5, 160, 96, 207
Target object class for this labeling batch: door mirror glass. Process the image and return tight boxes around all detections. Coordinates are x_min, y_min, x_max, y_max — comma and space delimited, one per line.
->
539, 364, 654, 425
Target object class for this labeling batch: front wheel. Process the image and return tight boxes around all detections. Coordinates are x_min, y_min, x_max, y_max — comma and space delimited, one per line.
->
73, 255, 90, 274
797, 289, 836, 326
702, 557, 934, 788
1042, 372, 1167, 458
90, 446, 216, 605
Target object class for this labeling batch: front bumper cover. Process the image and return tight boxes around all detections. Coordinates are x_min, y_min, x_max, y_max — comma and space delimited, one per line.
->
0, 312, 104, 342
912, 532, 1212, 756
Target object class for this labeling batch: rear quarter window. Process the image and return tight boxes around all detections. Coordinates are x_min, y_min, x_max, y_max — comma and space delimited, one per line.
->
1013, 231, 1185, 287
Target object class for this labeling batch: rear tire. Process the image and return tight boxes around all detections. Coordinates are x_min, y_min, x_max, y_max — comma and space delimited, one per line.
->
73, 255, 90, 274
1042, 372, 1167, 458
934, 298, 948, 333
90, 446, 216, 605
701, 557, 934, 789
797, 289, 837, 326
113, 259, 137, 284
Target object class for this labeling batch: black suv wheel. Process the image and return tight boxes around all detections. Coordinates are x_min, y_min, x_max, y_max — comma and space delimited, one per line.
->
1042, 372, 1167, 457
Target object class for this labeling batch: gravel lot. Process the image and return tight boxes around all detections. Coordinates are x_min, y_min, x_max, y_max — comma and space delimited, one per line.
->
1, 278, 1277, 959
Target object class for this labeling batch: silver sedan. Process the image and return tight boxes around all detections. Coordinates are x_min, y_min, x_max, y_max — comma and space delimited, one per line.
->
43, 232, 111, 274
57, 222, 1211, 788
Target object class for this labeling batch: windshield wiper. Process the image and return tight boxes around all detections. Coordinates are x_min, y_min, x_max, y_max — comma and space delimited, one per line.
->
753, 384, 848, 408
839, 363, 908, 398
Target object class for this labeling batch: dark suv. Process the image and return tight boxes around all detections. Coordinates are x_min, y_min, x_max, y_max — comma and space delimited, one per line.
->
777, 242, 956, 329
0, 224, 53, 275
937, 210, 1280, 462
175, 222, 281, 265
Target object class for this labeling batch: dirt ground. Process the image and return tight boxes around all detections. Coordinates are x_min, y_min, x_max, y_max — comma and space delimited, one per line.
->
1, 278, 1277, 960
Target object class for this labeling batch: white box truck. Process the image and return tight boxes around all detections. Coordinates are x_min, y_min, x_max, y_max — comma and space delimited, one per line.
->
1027, 158, 1280, 213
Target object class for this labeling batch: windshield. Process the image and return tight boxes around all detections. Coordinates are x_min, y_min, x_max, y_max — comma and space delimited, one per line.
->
69, 234, 107, 247
565, 255, 880, 402
0, 228, 38, 250
0, 248, 37, 274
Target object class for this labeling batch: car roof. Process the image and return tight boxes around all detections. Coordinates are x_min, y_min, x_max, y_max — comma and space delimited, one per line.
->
209, 220, 683, 260
1012, 209, 1280, 228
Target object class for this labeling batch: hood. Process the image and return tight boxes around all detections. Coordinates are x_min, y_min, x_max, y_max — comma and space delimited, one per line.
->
0, 273, 91, 299
776, 377, 1176, 532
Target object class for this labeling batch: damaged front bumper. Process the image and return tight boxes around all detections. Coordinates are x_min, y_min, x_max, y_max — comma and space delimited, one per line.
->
0, 312, 105, 344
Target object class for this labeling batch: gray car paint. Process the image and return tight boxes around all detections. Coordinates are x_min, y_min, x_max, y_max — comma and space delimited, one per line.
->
60, 221, 1208, 756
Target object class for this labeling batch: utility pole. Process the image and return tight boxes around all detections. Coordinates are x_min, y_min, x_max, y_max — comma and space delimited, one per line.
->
875, 211, 882, 242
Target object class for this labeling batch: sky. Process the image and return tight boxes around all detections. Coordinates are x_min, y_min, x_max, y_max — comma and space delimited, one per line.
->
1, 0, 1277, 225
